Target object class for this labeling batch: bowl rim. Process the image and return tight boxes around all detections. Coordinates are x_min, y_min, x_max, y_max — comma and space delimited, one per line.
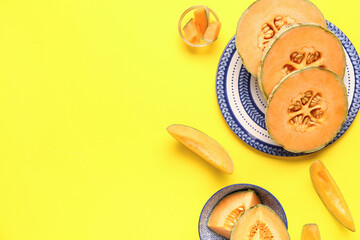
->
198, 183, 288, 239
178, 5, 220, 47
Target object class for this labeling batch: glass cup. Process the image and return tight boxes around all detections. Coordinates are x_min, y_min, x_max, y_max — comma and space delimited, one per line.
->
178, 5, 220, 47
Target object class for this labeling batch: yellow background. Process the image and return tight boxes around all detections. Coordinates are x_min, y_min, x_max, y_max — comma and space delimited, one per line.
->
0, 0, 359, 239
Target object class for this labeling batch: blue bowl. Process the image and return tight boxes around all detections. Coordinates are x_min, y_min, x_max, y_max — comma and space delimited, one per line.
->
198, 184, 288, 240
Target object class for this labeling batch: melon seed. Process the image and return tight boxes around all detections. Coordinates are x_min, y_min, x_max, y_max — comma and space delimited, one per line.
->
282, 64, 296, 75
311, 108, 324, 118
290, 51, 305, 64
309, 94, 322, 108
287, 91, 326, 132
224, 205, 246, 228
301, 90, 313, 105
274, 16, 285, 30
248, 220, 274, 240
282, 48, 323, 78
257, 15, 294, 51
288, 100, 302, 112
306, 51, 321, 65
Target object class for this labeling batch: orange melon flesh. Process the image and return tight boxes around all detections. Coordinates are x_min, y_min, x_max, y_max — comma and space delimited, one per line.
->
236, 0, 326, 76
266, 67, 347, 153
203, 22, 221, 43
259, 24, 346, 99
301, 224, 321, 240
310, 160, 355, 232
207, 190, 261, 238
194, 7, 209, 35
166, 124, 233, 174
183, 19, 201, 44
231, 204, 290, 240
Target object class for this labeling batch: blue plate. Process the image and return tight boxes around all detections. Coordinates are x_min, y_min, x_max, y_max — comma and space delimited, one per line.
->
198, 184, 287, 240
216, 21, 360, 156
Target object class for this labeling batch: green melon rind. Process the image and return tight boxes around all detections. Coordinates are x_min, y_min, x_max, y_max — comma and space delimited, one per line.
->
265, 66, 348, 154
230, 204, 290, 240
235, 0, 327, 76
258, 23, 346, 99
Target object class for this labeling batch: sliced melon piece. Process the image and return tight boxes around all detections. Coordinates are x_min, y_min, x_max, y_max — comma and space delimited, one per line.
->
236, 0, 326, 76
231, 204, 290, 240
203, 22, 221, 43
265, 67, 348, 153
301, 224, 321, 240
183, 18, 201, 44
259, 23, 346, 99
207, 190, 261, 238
166, 124, 233, 174
194, 7, 209, 36
310, 160, 355, 232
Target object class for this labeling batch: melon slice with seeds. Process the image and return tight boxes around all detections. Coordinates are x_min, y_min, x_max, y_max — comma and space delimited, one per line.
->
259, 23, 345, 99
207, 190, 261, 238
265, 67, 347, 153
236, 0, 326, 76
231, 204, 290, 240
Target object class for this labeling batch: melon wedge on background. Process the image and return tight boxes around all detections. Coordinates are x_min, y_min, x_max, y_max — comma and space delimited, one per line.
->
167, 124, 233, 174
301, 224, 321, 240
310, 160, 355, 232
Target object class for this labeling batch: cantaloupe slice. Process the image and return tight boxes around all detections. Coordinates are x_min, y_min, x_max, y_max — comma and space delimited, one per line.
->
301, 224, 321, 240
236, 0, 326, 76
167, 124, 233, 174
203, 21, 221, 43
207, 190, 261, 238
310, 160, 355, 232
259, 23, 346, 99
266, 67, 348, 153
194, 7, 209, 36
183, 18, 201, 44
231, 205, 290, 240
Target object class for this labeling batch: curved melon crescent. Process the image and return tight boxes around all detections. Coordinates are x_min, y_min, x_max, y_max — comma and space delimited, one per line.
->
167, 124, 234, 174
310, 160, 355, 232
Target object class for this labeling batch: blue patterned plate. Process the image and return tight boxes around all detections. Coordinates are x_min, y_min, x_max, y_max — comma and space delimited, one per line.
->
216, 21, 360, 156
198, 184, 287, 240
